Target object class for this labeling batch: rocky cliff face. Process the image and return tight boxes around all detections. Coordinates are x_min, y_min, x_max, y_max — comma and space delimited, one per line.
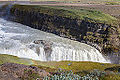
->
1, 4, 120, 55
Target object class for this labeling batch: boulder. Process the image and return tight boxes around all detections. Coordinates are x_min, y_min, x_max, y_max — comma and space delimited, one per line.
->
33, 40, 53, 60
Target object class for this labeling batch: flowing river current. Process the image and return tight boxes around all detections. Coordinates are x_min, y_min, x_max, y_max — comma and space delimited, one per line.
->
0, 17, 110, 63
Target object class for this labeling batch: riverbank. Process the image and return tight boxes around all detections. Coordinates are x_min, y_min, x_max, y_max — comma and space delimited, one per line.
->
0, 54, 120, 80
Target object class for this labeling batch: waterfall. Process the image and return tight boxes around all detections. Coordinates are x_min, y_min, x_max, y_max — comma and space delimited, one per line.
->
0, 4, 110, 63
0, 18, 110, 63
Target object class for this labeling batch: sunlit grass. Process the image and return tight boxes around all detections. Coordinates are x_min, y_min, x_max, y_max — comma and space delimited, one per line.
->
0, 54, 33, 65
0, 54, 120, 80
0, 54, 120, 73
11, 4, 117, 25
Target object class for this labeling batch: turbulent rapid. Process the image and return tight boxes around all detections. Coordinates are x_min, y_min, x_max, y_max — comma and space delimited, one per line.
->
0, 18, 110, 63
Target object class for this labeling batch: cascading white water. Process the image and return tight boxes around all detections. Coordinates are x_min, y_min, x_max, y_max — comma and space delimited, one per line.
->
0, 18, 110, 63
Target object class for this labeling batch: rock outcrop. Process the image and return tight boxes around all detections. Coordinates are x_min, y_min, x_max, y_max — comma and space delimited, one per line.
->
33, 40, 53, 60
0, 63, 49, 80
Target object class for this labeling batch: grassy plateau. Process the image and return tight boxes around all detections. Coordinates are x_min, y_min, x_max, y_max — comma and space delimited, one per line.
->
0, 54, 120, 80
11, 4, 118, 25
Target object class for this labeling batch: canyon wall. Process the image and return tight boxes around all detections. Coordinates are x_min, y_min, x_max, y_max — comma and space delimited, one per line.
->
1, 4, 120, 55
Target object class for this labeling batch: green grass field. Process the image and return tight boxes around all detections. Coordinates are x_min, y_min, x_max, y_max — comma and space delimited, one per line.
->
0, 54, 120, 80
0, 54, 119, 72
0, 54, 33, 65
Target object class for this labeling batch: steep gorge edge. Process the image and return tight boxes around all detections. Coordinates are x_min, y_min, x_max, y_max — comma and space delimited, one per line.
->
2, 4, 120, 55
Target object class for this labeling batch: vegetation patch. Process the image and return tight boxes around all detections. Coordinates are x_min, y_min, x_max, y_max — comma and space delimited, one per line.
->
0, 54, 120, 73
34, 61, 120, 72
105, 2, 120, 5
0, 54, 120, 80
11, 4, 117, 25
0, 54, 33, 65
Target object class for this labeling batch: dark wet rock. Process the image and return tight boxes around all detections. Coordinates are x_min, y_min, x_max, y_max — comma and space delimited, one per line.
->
33, 40, 43, 44
118, 68, 120, 73
42, 40, 53, 59
0, 63, 49, 80
33, 40, 53, 45
104, 66, 120, 72
107, 52, 120, 64
36, 46, 40, 56
33, 40, 53, 60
